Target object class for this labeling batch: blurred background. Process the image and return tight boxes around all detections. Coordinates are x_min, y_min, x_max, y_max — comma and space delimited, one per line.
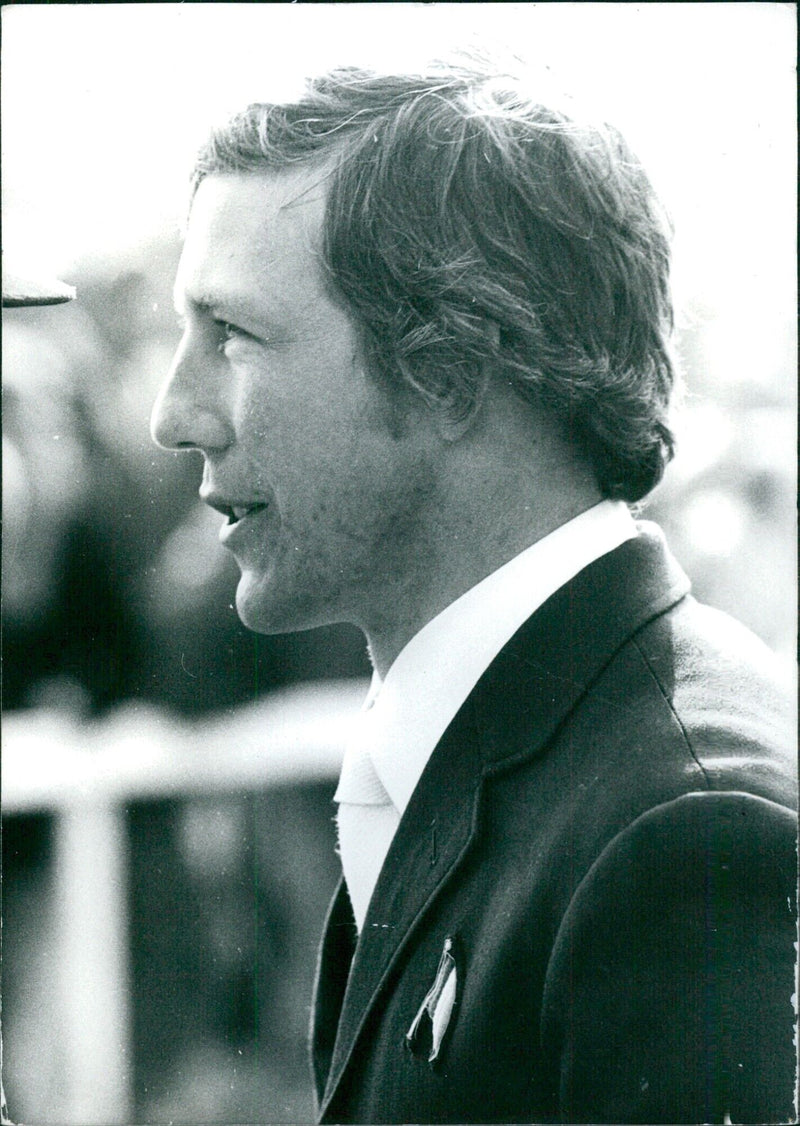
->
2, 4, 795, 1124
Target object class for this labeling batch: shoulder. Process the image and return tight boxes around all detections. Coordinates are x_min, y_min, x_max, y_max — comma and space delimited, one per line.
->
626, 595, 796, 806
520, 589, 796, 822
469, 524, 796, 890
476, 584, 796, 902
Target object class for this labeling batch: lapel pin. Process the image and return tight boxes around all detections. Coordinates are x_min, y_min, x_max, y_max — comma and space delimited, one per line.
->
406, 936, 458, 1064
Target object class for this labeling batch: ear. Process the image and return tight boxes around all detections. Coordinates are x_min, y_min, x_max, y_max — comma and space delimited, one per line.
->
410, 320, 501, 442
431, 393, 484, 442
430, 356, 494, 443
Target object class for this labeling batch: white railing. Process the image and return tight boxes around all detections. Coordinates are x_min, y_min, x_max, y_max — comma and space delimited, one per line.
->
2, 680, 365, 1125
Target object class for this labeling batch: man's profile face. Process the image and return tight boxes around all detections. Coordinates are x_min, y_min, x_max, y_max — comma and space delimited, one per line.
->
151, 169, 439, 637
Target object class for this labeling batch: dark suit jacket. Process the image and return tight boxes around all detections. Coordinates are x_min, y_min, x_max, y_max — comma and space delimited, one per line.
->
311, 527, 797, 1124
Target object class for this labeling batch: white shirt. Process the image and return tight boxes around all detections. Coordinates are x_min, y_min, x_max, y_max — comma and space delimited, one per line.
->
335, 499, 637, 928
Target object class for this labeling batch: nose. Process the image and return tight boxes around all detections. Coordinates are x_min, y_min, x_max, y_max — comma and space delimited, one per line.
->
150, 337, 233, 453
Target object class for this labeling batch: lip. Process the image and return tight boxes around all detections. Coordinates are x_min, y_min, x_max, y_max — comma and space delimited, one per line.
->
218, 504, 268, 547
201, 490, 269, 544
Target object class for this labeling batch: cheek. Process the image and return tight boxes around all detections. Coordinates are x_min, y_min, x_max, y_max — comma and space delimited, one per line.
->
273, 438, 407, 558
235, 352, 429, 529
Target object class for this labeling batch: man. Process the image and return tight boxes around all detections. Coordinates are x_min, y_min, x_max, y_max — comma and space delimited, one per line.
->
150, 61, 796, 1125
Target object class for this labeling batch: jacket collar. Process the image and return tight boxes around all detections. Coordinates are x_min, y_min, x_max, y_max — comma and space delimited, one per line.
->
362, 499, 636, 815
315, 524, 690, 1115
471, 521, 689, 773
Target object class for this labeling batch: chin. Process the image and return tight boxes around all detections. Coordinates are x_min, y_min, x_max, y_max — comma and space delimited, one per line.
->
235, 578, 286, 636
234, 570, 331, 637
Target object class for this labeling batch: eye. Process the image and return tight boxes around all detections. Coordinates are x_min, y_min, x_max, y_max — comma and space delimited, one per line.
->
216, 320, 254, 352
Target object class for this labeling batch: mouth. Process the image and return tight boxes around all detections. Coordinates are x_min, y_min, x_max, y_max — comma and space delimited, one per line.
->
224, 503, 268, 526
202, 493, 269, 526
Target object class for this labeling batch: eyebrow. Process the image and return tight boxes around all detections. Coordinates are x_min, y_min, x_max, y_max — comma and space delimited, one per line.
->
173, 289, 268, 328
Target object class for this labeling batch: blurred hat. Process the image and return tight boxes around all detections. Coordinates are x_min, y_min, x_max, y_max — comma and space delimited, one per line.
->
2, 257, 76, 307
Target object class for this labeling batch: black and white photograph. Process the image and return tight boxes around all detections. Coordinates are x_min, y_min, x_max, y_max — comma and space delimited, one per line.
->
2, 4, 796, 1124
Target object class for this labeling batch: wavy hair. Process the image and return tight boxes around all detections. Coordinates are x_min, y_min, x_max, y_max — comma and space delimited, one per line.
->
192, 61, 678, 501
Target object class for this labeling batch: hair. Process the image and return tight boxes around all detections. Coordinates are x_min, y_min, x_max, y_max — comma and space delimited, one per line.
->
191, 58, 679, 502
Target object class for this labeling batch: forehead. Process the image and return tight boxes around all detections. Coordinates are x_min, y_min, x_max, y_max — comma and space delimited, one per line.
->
176, 168, 331, 310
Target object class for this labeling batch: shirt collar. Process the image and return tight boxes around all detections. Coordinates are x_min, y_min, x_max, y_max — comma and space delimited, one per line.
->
353, 500, 636, 815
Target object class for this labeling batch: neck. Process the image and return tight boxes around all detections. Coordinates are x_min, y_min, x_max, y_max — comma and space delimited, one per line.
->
358, 382, 603, 679
363, 483, 601, 680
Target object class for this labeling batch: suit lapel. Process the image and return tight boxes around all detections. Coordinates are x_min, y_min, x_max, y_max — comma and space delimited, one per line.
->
315, 526, 690, 1115
320, 691, 484, 1111
310, 878, 356, 1109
